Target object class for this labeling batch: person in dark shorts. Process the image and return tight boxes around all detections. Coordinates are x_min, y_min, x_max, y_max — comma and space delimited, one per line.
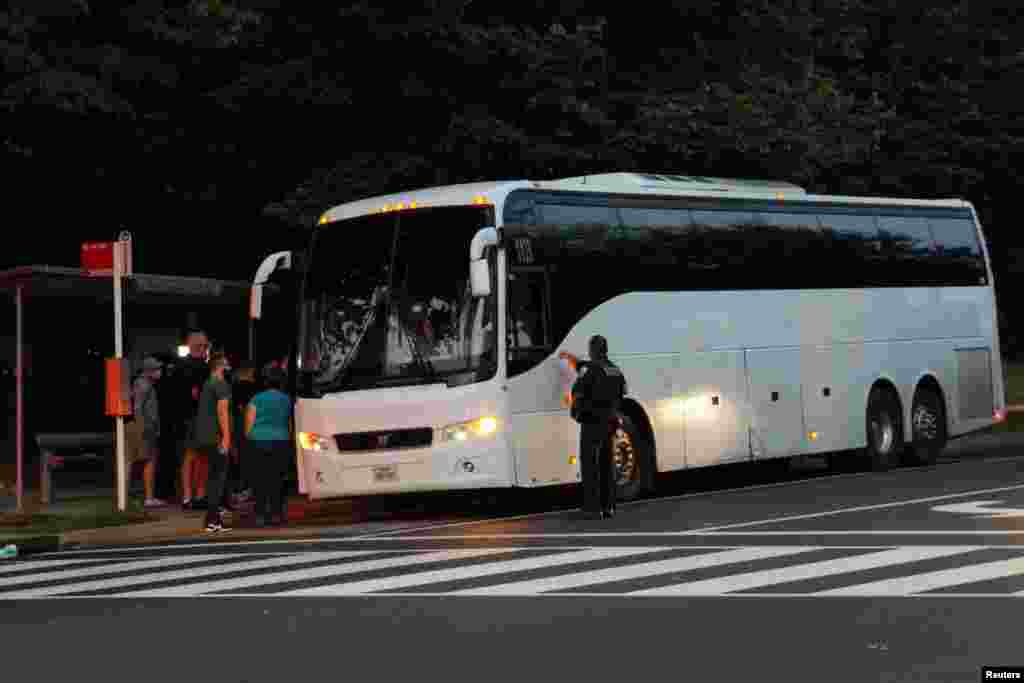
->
245, 366, 293, 526
193, 352, 233, 532
229, 364, 260, 505
179, 330, 211, 510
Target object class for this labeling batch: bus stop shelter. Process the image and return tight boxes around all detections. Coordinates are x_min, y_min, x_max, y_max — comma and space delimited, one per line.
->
0, 265, 277, 513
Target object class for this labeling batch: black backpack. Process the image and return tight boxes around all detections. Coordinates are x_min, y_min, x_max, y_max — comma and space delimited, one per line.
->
570, 363, 605, 424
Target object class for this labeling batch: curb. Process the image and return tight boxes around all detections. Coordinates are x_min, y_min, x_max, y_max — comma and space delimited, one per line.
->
0, 534, 62, 557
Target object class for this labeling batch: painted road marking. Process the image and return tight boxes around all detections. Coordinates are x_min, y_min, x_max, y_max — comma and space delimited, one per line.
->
630, 546, 982, 595
115, 547, 512, 598
931, 500, 1024, 518
5, 546, 1024, 598
451, 546, 818, 596
280, 546, 679, 596
0, 551, 381, 598
817, 556, 1024, 596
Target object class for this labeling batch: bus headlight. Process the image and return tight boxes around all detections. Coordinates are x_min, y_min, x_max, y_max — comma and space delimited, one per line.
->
299, 432, 331, 452
439, 416, 499, 442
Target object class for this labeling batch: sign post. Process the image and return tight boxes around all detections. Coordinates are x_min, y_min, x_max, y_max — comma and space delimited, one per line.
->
113, 238, 126, 511
15, 284, 23, 514
112, 233, 132, 512
82, 233, 132, 511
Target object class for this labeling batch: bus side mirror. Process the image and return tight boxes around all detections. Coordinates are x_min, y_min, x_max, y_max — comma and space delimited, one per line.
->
470, 259, 491, 297
250, 251, 292, 320
469, 227, 498, 298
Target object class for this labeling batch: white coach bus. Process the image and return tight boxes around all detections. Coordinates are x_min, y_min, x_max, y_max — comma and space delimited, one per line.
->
254, 172, 1007, 502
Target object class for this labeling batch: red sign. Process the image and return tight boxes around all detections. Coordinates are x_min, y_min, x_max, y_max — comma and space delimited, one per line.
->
81, 241, 115, 274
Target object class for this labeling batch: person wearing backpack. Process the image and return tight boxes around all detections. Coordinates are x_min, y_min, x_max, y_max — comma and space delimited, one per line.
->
564, 335, 627, 520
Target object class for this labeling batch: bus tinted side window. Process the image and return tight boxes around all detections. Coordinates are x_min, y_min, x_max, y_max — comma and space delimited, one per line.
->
929, 217, 988, 286
689, 210, 761, 290
535, 202, 619, 365
876, 215, 936, 286
756, 211, 829, 289
615, 207, 690, 291
817, 212, 885, 287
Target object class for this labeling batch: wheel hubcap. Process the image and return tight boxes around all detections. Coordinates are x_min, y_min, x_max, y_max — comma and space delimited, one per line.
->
612, 427, 636, 484
871, 412, 895, 455
913, 404, 939, 442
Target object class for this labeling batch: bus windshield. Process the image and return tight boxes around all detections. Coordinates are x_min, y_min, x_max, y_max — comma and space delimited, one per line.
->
299, 206, 496, 396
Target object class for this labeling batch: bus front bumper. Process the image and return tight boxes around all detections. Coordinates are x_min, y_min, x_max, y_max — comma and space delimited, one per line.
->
298, 436, 514, 499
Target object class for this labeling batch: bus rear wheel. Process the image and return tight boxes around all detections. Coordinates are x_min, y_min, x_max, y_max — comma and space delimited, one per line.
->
865, 386, 903, 471
904, 387, 946, 466
613, 412, 654, 502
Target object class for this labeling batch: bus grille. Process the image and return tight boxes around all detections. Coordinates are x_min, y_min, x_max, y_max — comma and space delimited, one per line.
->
333, 428, 433, 452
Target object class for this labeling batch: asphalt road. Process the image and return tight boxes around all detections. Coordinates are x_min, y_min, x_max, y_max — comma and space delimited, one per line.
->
4, 432, 1024, 682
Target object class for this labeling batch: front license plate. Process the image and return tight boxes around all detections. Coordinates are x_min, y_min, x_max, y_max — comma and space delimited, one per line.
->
373, 465, 398, 482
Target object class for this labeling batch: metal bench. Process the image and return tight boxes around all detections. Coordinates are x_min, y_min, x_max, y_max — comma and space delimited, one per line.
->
35, 433, 113, 505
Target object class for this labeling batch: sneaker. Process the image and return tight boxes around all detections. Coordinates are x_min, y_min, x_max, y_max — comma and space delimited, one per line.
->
144, 498, 168, 509
191, 497, 209, 510
181, 498, 192, 511
204, 522, 231, 533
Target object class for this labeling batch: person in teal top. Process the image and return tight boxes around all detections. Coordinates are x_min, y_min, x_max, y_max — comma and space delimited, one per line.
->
245, 366, 293, 526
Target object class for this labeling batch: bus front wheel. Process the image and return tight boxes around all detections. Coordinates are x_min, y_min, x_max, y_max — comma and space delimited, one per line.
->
613, 412, 654, 502
865, 386, 903, 471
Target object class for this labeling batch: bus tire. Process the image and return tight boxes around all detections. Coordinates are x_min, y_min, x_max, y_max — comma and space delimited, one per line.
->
865, 386, 903, 472
613, 412, 654, 502
904, 387, 947, 467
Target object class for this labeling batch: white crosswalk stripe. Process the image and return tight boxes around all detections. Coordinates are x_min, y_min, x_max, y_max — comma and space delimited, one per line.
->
3, 546, 1024, 598
630, 546, 983, 595
0, 553, 269, 590
0, 552, 379, 598
0, 556, 117, 576
280, 546, 673, 596
116, 547, 511, 597
451, 546, 816, 595
817, 555, 1024, 596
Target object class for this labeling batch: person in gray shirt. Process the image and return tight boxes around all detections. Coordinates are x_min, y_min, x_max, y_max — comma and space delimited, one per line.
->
128, 356, 167, 508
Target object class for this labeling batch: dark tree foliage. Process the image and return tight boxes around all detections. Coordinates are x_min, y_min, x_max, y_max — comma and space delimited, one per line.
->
2, 0, 1023, 349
